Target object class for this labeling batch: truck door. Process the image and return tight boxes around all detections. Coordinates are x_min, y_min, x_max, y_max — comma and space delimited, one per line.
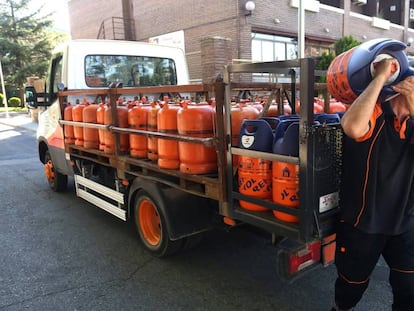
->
48, 54, 63, 105
37, 52, 73, 178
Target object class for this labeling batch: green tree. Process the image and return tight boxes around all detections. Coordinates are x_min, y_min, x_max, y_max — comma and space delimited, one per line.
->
0, 0, 63, 103
334, 35, 361, 55
315, 36, 361, 82
316, 52, 335, 82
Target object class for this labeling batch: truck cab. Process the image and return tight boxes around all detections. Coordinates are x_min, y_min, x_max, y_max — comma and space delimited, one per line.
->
36, 39, 190, 190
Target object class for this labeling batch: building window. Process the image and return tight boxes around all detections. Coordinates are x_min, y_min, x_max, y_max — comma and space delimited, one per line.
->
319, 0, 341, 8
251, 33, 297, 62
305, 44, 333, 57
251, 32, 334, 82
252, 33, 334, 61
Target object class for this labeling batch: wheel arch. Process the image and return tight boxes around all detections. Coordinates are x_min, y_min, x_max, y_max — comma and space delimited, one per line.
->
127, 177, 217, 241
37, 137, 73, 176
38, 138, 49, 164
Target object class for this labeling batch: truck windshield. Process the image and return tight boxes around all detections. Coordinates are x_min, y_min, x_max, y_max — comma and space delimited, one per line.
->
85, 55, 177, 87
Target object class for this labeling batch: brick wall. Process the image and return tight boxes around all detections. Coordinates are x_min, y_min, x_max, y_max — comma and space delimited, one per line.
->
69, 0, 124, 39
200, 36, 232, 83
68, 0, 414, 82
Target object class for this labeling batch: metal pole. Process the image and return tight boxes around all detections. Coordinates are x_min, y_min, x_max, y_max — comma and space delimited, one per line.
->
298, 0, 305, 59
0, 56, 9, 118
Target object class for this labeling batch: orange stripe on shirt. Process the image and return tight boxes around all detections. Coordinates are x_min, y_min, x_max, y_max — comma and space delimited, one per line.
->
398, 116, 408, 139
355, 103, 383, 142
354, 120, 385, 227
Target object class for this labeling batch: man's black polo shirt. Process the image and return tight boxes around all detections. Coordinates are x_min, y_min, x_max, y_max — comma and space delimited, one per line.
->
339, 101, 414, 235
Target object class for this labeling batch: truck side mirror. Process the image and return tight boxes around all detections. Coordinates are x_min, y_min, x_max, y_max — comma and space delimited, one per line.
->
37, 80, 48, 107
25, 86, 38, 109
25, 79, 49, 108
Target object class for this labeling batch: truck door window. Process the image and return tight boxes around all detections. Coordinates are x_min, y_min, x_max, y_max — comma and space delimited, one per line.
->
85, 55, 177, 87
49, 55, 63, 103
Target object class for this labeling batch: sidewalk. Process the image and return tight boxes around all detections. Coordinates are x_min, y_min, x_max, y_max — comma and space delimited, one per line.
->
0, 111, 38, 133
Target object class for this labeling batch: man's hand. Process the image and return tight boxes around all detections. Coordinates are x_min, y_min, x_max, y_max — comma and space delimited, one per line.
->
373, 57, 399, 84
391, 76, 414, 115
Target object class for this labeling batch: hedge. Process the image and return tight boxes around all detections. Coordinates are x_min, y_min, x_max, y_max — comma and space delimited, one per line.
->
8, 97, 21, 107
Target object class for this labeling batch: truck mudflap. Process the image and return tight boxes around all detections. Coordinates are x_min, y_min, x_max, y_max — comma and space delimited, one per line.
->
128, 177, 217, 240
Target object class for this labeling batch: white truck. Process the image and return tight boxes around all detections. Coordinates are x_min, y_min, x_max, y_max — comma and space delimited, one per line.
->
36, 39, 341, 281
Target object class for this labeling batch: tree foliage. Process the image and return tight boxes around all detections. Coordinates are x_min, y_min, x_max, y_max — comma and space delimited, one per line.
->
315, 35, 361, 83
316, 36, 361, 70
0, 0, 66, 99
334, 35, 361, 55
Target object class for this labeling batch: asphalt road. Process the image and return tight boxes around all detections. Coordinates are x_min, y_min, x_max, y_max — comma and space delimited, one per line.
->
0, 119, 392, 311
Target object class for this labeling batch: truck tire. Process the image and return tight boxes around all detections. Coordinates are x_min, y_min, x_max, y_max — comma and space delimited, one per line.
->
44, 150, 68, 192
133, 190, 183, 257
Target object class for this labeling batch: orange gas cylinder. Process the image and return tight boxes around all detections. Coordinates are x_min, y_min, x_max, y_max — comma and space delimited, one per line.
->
97, 102, 106, 151
238, 156, 272, 211
264, 103, 279, 117
272, 162, 299, 222
117, 104, 129, 152
128, 102, 148, 158
83, 103, 99, 149
103, 104, 114, 153
64, 102, 75, 144
328, 100, 347, 114
250, 101, 264, 113
282, 100, 293, 115
272, 121, 300, 222
104, 103, 129, 153
158, 102, 180, 169
177, 102, 217, 174
72, 100, 88, 146
147, 101, 160, 160
237, 119, 274, 212
230, 102, 259, 146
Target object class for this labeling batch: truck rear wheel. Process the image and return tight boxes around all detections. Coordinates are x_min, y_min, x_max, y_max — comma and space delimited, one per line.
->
44, 150, 68, 192
134, 190, 182, 257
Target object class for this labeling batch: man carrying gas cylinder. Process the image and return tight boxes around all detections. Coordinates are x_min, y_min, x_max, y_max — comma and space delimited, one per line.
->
327, 39, 414, 311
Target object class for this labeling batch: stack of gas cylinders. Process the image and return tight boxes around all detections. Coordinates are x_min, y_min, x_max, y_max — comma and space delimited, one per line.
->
63, 95, 347, 222
235, 97, 347, 223
63, 96, 218, 175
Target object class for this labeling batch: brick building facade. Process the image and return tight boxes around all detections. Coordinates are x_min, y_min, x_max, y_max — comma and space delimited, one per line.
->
67, 0, 414, 83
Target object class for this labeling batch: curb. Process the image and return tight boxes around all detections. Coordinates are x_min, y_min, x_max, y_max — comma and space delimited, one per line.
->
0, 112, 38, 133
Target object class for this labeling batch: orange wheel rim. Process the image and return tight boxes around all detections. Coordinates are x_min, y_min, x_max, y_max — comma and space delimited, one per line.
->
138, 199, 161, 246
44, 160, 55, 182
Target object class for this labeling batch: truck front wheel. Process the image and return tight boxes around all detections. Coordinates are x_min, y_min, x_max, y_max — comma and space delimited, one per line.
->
44, 150, 68, 192
134, 190, 182, 257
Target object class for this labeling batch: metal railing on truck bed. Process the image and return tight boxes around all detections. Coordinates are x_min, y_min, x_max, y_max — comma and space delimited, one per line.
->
218, 58, 342, 243
58, 58, 342, 244
58, 83, 227, 202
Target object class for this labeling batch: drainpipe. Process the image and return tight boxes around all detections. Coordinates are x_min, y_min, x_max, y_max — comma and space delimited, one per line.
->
297, 0, 305, 58
122, 0, 134, 40
342, 0, 350, 37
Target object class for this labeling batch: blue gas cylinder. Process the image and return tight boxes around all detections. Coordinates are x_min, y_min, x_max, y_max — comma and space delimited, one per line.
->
237, 119, 274, 212
327, 38, 414, 104
272, 121, 300, 222
238, 119, 274, 152
314, 113, 340, 125
272, 116, 300, 149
